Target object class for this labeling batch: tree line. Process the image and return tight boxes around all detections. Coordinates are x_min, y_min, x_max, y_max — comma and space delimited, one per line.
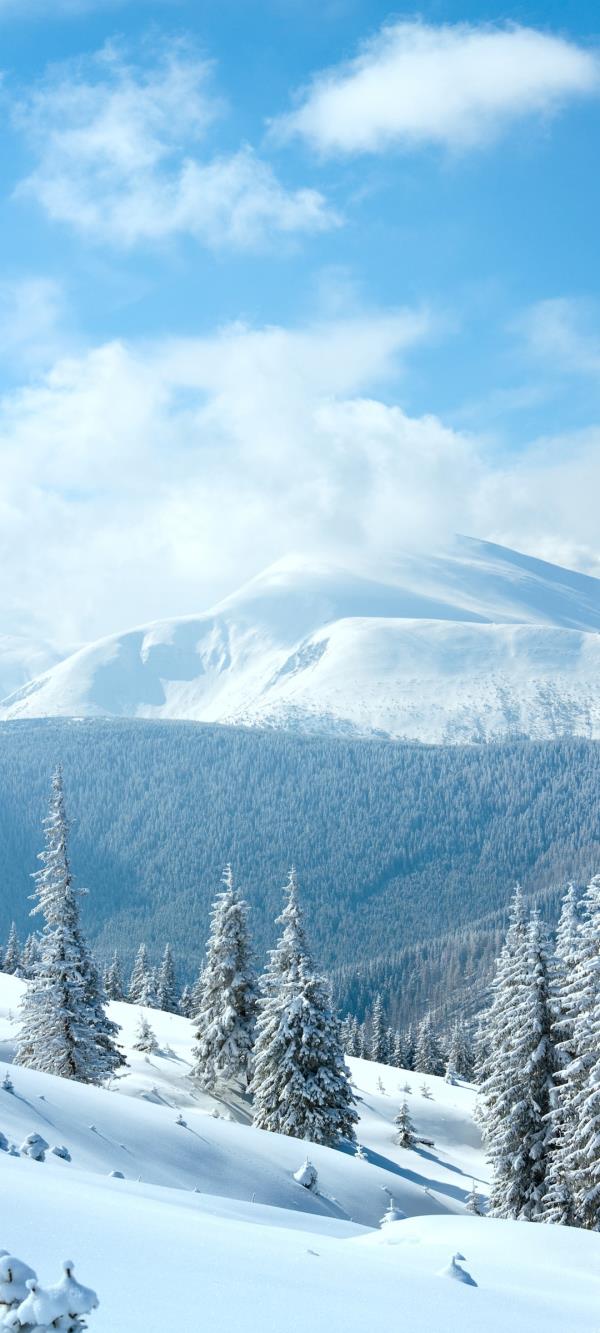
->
12, 769, 357, 1148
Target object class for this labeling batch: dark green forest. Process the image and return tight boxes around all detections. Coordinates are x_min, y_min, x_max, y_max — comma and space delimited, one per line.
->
0, 719, 598, 1021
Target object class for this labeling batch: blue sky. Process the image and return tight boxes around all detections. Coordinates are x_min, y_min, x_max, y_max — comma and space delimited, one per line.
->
0, 0, 599, 644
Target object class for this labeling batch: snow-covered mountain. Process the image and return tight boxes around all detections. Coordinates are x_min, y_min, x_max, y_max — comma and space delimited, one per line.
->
4, 536, 600, 742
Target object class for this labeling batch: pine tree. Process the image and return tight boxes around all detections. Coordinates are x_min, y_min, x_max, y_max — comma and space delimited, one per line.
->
20, 932, 41, 980
156, 943, 179, 1013
133, 1014, 159, 1053
394, 1099, 417, 1148
128, 944, 151, 1003
251, 869, 357, 1145
553, 875, 600, 1228
188, 967, 204, 1020
15, 767, 120, 1084
179, 984, 193, 1017
370, 993, 387, 1062
466, 1181, 485, 1216
481, 902, 556, 1220
543, 882, 581, 1225
104, 950, 125, 1002
192, 866, 257, 1092
447, 1019, 473, 1080
414, 1011, 443, 1076
3, 922, 21, 975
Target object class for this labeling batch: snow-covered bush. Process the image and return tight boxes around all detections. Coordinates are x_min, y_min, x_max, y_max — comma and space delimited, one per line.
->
379, 1198, 406, 1226
20, 1134, 49, 1162
1, 1074, 14, 1094
293, 1158, 318, 1191
51, 1145, 72, 1161
0, 1255, 98, 1330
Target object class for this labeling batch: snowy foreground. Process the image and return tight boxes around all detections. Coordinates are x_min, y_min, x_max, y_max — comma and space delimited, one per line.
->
1, 976, 599, 1331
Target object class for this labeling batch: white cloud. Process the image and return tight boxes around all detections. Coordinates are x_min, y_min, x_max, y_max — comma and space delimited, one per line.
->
15, 43, 337, 248
275, 20, 599, 154
515, 298, 600, 378
1, 301, 599, 649
0, 308, 435, 644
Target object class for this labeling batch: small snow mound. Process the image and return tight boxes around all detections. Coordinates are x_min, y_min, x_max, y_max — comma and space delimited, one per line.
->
20, 1132, 49, 1161
0, 1254, 37, 1307
109, 1170, 125, 1179
51, 1144, 71, 1161
438, 1254, 477, 1286
380, 1199, 407, 1226
293, 1158, 318, 1191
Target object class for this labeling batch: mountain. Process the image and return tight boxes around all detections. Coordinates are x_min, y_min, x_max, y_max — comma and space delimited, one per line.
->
2, 536, 600, 741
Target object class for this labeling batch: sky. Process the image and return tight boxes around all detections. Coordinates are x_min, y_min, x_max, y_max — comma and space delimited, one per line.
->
0, 0, 599, 646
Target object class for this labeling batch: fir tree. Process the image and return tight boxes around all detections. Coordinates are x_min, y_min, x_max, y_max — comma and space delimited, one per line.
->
20, 932, 41, 980
251, 869, 357, 1145
104, 950, 125, 1002
480, 901, 556, 1220
370, 993, 387, 1062
466, 1181, 485, 1216
133, 1014, 159, 1053
192, 866, 257, 1092
414, 1011, 443, 1076
128, 944, 151, 1003
554, 875, 600, 1229
394, 1099, 417, 1148
3, 922, 20, 975
15, 767, 120, 1084
156, 943, 179, 1013
179, 984, 193, 1018
447, 1019, 473, 1080
543, 882, 581, 1225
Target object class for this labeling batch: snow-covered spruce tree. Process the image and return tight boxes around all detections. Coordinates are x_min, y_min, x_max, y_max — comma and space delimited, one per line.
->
394, 1099, 417, 1148
15, 767, 120, 1084
179, 984, 193, 1018
447, 1019, 473, 1081
20, 932, 41, 980
543, 882, 582, 1225
192, 866, 257, 1092
466, 1181, 485, 1216
3, 922, 21, 975
369, 993, 387, 1063
156, 943, 179, 1013
551, 875, 600, 1229
251, 869, 357, 1145
482, 908, 556, 1220
128, 944, 151, 1003
188, 966, 204, 1020
414, 1012, 444, 1076
104, 950, 125, 1002
133, 1014, 159, 1053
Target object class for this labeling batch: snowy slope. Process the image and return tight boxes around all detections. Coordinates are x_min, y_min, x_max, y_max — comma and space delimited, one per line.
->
1, 974, 599, 1332
0, 976, 483, 1226
4, 535, 600, 740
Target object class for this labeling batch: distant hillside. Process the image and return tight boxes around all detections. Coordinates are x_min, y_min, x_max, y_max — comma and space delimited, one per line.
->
5, 536, 600, 742
0, 720, 598, 1021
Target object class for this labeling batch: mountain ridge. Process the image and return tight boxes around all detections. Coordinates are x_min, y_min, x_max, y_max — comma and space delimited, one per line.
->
3, 536, 600, 741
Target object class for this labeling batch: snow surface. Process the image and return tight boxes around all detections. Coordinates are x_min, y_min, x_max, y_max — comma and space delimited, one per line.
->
4, 536, 600, 741
1, 975, 599, 1331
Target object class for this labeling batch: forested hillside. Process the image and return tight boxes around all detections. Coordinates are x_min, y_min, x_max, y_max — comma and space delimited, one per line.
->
0, 719, 598, 1021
